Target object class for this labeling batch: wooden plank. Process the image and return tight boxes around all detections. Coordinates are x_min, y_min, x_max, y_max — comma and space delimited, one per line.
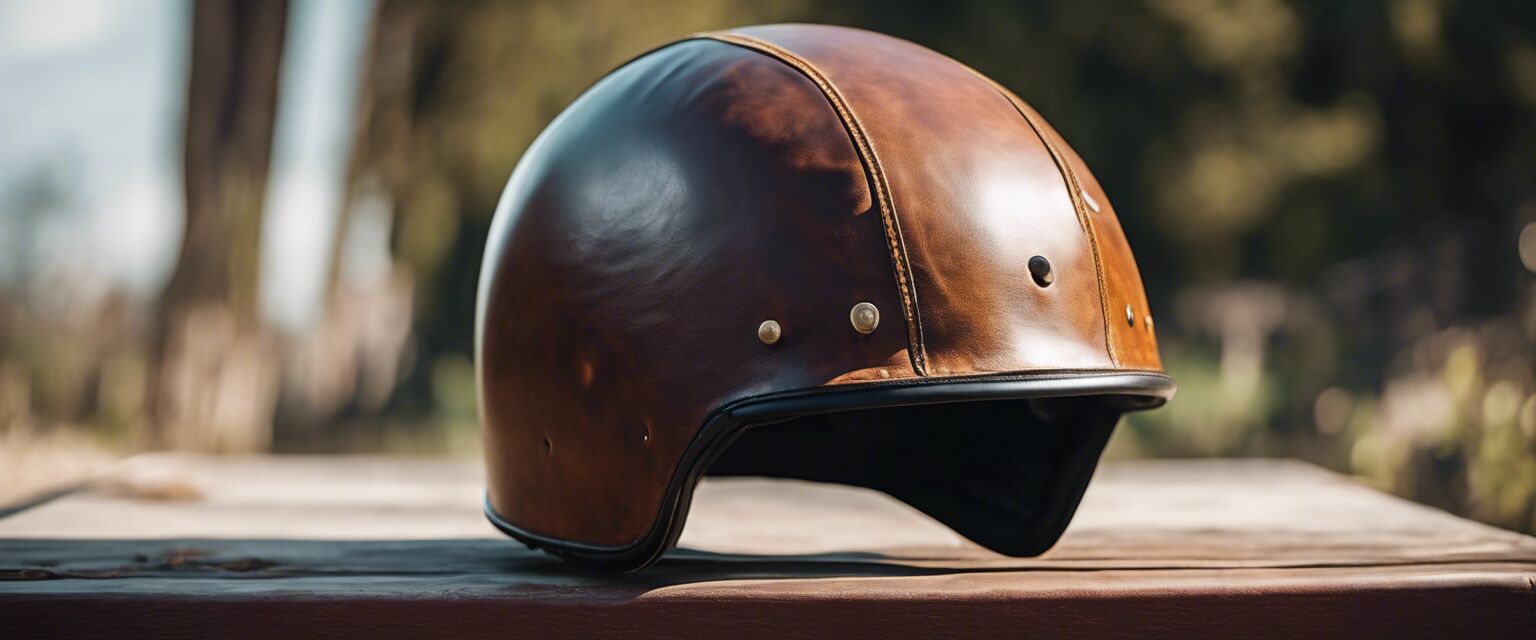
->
1, 455, 1533, 638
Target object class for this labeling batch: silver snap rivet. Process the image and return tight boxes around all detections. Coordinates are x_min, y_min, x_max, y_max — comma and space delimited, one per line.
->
1125, 304, 1135, 327
1083, 190, 1102, 214
850, 302, 880, 334
1145, 315, 1154, 331
1028, 255, 1054, 287
757, 319, 782, 345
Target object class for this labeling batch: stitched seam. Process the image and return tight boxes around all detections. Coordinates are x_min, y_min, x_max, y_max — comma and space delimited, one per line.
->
970, 74, 1120, 367
701, 32, 929, 376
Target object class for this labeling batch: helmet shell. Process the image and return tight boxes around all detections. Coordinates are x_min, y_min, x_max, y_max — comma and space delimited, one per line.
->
477, 24, 1171, 570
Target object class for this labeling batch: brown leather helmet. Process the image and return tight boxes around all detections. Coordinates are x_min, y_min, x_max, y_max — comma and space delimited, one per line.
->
476, 24, 1173, 571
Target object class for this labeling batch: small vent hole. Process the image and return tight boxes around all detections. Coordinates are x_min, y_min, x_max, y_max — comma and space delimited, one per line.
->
1028, 255, 1054, 287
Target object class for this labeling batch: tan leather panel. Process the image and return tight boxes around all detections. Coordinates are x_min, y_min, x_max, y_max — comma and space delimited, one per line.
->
1068, 150, 1163, 370
477, 40, 912, 546
728, 25, 1116, 376
1013, 103, 1163, 370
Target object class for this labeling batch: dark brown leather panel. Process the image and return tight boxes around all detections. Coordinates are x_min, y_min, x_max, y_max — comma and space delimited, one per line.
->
476, 39, 914, 546
708, 32, 930, 378
727, 25, 1118, 376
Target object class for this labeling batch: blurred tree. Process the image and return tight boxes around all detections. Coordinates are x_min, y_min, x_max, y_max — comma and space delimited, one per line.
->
327, 0, 809, 432
153, 0, 289, 451
303, 0, 1535, 530
1, 0, 1528, 531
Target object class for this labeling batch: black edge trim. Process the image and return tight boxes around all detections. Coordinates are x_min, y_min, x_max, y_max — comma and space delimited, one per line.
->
484, 370, 1175, 571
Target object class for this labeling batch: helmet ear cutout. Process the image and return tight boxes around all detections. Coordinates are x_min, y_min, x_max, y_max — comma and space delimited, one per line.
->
708, 394, 1120, 559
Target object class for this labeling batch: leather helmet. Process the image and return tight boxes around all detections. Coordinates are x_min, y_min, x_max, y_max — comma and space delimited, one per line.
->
476, 24, 1173, 571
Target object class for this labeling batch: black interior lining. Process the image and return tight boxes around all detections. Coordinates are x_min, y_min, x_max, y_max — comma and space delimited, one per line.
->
705, 396, 1119, 557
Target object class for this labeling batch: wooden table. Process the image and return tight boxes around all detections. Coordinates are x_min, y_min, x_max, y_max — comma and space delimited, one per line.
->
1, 455, 1532, 638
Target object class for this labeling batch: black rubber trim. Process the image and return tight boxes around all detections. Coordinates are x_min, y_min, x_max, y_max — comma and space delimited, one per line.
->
483, 369, 1175, 571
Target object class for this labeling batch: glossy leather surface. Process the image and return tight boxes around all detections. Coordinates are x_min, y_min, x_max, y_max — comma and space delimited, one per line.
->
477, 25, 1167, 550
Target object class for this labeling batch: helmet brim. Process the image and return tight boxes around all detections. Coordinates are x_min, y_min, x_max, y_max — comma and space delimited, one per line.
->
484, 370, 1173, 571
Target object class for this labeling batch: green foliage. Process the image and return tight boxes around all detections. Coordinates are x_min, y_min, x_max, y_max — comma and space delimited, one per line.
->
3, 0, 1533, 533
345, 0, 1536, 533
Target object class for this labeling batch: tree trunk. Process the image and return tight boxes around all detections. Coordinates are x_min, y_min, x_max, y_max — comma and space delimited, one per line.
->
153, 0, 288, 451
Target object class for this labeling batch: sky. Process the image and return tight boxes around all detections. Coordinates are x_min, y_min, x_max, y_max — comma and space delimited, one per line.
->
0, 0, 374, 331
0, 0, 186, 298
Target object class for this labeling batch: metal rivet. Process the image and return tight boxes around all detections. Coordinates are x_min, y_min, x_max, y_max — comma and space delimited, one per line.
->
850, 302, 880, 334
1125, 304, 1135, 327
1028, 255, 1054, 287
757, 319, 782, 345
1083, 190, 1102, 214
1145, 315, 1154, 330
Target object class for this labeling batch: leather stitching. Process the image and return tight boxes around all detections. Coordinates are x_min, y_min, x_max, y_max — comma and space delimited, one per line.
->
700, 32, 930, 377
971, 74, 1120, 367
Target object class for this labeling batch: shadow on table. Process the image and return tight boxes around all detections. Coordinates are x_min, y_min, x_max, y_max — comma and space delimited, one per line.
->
0, 538, 1030, 591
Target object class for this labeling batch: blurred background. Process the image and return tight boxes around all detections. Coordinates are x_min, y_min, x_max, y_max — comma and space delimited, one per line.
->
1, 0, 1533, 534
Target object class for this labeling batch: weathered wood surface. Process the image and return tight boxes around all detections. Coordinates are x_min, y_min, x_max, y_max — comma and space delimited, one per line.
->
1, 455, 1532, 638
